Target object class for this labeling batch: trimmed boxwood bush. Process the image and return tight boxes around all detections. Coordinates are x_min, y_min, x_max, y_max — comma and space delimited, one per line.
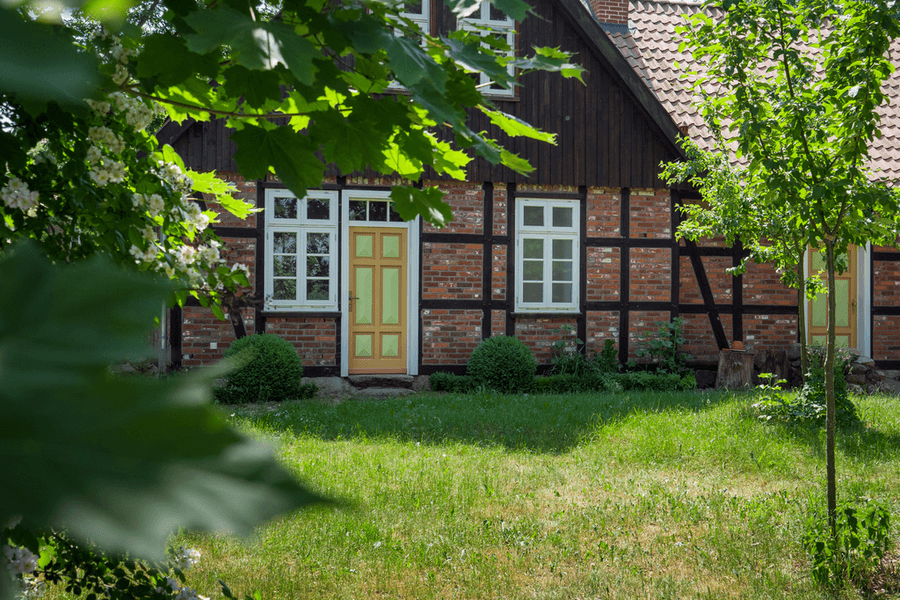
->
220, 333, 306, 402
467, 335, 536, 393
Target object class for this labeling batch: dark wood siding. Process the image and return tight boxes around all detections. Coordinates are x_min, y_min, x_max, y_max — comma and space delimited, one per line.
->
161, 0, 683, 189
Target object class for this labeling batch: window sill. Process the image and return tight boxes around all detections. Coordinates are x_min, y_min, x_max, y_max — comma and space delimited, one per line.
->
510, 311, 582, 318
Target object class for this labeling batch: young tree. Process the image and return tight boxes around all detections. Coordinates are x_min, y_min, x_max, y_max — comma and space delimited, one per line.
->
663, 138, 820, 380
668, 0, 900, 540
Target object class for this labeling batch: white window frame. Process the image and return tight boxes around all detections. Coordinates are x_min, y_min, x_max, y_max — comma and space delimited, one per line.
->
458, 1, 516, 98
515, 198, 580, 312
264, 189, 339, 312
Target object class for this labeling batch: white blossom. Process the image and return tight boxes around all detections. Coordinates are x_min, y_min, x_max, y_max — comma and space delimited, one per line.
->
3, 545, 38, 575
1, 177, 39, 216
112, 63, 129, 86
171, 546, 201, 572
148, 194, 166, 217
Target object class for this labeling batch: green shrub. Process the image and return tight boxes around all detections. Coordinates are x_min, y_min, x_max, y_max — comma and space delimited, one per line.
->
752, 347, 859, 427
533, 373, 621, 394
429, 372, 479, 393
597, 339, 619, 374
467, 335, 536, 393
549, 329, 620, 378
803, 500, 892, 586
220, 334, 305, 403
629, 318, 693, 375
615, 371, 694, 391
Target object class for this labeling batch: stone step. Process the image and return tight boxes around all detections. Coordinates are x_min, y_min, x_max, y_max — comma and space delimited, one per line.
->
348, 374, 415, 389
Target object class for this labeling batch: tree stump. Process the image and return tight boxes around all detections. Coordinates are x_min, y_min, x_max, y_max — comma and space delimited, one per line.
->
716, 350, 756, 389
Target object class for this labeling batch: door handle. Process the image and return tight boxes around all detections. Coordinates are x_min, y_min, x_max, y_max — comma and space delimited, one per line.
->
349, 293, 359, 311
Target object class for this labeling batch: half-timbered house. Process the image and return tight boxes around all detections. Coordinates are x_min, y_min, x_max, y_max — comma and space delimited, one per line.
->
159, 0, 900, 376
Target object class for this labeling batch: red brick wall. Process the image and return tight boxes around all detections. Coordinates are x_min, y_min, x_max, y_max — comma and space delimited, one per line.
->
265, 317, 337, 367
742, 261, 796, 305
423, 181, 484, 235
422, 243, 483, 300
679, 256, 734, 304
873, 315, 900, 360
586, 311, 619, 355
743, 314, 797, 357
630, 190, 670, 239
628, 310, 673, 361
492, 184, 507, 237
422, 309, 482, 365
630, 247, 670, 302
874, 260, 900, 306
586, 246, 620, 302
492, 244, 506, 300
514, 316, 579, 365
588, 0, 628, 24
679, 314, 732, 363
586, 187, 620, 237
181, 307, 254, 367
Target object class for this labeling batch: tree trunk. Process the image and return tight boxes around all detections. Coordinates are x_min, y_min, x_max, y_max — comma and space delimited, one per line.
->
797, 262, 809, 384
824, 240, 838, 539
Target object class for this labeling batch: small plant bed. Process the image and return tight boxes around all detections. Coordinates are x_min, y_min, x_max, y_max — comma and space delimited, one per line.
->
162, 390, 900, 600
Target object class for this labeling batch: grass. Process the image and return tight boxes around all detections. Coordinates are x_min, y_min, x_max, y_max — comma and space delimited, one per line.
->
177, 390, 898, 598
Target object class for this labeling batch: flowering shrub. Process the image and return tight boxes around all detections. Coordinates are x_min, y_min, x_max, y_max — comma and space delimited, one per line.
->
0, 29, 255, 317
2, 519, 220, 600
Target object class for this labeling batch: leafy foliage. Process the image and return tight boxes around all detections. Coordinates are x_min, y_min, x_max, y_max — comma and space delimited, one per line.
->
1, 0, 584, 231
753, 350, 859, 427
803, 501, 892, 587
467, 335, 537, 393
667, 0, 900, 540
629, 318, 693, 375
0, 243, 325, 583
429, 372, 479, 394
550, 328, 619, 377
220, 333, 306, 403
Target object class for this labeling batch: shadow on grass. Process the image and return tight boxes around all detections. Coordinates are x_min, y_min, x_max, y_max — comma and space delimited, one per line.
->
735, 401, 900, 464
236, 389, 737, 454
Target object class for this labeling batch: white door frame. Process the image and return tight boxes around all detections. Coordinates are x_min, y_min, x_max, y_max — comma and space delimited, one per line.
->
803, 243, 871, 356
340, 189, 420, 377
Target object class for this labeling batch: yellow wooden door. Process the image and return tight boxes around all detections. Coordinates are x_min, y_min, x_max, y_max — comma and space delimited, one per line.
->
807, 246, 857, 348
348, 227, 407, 374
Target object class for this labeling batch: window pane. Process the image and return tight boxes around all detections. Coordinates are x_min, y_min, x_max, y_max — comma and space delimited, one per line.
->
552, 260, 572, 282
273, 197, 297, 219
552, 239, 572, 260
307, 232, 330, 255
349, 201, 367, 221
274, 278, 296, 300
307, 197, 330, 220
552, 283, 572, 303
389, 202, 402, 222
307, 255, 330, 278
306, 280, 329, 301
403, 0, 424, 15
489, 2, 509, 22
523, 238, 543, 259
552, 206, 573, 228
523, 259, 543, 281
273, 256, 296, 277
523, 282, 543, 303
274, 232, 297, 254
370, 201, 388, 221
523, 205, 543, 227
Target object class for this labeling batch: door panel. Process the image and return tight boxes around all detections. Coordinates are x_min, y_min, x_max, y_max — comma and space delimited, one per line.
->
808, 246, 857, 348
349, 227, 407, 373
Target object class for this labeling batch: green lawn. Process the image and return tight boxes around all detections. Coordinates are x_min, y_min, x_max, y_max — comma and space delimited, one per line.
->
175, 389, 900, 599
